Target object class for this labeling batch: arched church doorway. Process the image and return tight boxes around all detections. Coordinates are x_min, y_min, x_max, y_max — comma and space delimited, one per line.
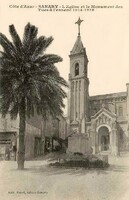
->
98, 126, 110, 151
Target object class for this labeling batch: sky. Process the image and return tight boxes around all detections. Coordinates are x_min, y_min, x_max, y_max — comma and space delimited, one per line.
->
0, 0, 129, 114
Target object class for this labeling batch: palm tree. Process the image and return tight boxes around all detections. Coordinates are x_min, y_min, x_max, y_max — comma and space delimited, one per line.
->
0, 23, 68, 169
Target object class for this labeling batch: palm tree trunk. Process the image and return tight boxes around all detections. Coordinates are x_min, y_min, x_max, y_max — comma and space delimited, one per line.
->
17, 98, 26, 169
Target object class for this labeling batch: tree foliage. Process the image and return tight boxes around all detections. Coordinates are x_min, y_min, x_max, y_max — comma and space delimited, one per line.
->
0, 23, 68, 120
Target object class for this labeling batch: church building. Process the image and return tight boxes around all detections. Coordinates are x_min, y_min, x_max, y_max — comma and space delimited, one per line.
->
67, 18, 129, 156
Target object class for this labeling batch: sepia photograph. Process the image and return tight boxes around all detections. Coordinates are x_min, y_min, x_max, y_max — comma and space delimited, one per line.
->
0, 0, 129, 200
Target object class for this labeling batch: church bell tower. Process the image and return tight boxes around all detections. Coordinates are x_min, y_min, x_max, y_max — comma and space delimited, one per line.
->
68, 18, 90, 134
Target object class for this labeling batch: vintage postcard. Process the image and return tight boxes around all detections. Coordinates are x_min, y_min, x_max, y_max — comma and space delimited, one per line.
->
0, 0, 129, 200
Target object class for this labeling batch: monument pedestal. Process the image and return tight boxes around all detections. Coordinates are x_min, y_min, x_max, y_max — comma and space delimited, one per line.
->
67, 133, 91, 155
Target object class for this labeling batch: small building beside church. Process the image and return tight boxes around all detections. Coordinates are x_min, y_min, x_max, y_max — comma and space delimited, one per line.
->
0, 112, 67, 160
67, 18, 129, 156
0, 113, 43, 160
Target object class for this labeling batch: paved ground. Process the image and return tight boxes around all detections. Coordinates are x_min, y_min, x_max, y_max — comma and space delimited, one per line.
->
0, 152, 129, 200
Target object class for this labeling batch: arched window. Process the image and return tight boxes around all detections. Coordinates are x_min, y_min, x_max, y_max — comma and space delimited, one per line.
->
119, 106, 123, 116
75, 63, 79, 76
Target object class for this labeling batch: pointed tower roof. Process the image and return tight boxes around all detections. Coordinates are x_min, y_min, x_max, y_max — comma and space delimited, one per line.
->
70, 17, 86, 56
70, 35, 85, 55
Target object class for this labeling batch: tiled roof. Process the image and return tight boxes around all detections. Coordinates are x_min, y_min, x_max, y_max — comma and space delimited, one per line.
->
90, 91, 127, 101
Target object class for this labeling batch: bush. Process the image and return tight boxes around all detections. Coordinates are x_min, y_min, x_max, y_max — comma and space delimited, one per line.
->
90, 159, 104, 168
74, 152, 83, 156
49, 153, 109, 169
50, 159, 90, 168
66, 159, 89, 167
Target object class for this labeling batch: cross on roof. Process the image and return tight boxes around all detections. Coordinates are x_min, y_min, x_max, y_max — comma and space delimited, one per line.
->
75, 17, 84, 36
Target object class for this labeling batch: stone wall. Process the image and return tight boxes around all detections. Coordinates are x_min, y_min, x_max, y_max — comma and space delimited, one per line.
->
25, 123, 41, 160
